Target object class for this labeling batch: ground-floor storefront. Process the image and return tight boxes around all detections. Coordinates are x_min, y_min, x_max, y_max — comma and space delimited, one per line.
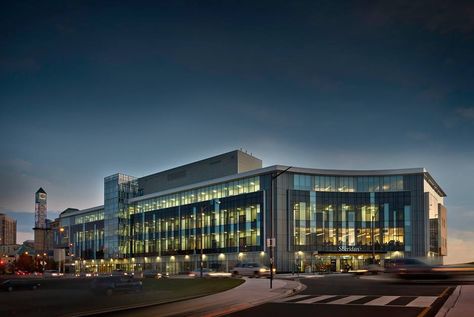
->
292, 251, 406, 273
70, 250, 408, 275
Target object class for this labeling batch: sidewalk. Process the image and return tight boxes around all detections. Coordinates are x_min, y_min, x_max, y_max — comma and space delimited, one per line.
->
135, 277, 304, 317
80, 277, 304, 317
436, 285, 474, 317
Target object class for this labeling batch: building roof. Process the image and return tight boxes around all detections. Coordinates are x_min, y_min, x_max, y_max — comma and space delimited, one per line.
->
36, 187, 46, 194
59, 205, 104, 218
129, 165, 446, 202
60, 208, 80, 216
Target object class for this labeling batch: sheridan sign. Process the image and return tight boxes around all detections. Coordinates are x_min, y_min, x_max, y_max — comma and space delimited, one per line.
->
338, 246, 361, 252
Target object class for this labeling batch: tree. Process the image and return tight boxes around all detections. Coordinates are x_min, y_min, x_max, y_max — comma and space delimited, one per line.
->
15, 254, 35, 272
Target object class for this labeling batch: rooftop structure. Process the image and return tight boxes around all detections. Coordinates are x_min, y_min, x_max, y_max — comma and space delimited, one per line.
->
55, 150, 447, 275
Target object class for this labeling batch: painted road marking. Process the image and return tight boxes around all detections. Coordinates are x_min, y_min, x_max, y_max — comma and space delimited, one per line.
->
297, 295, 338, 304
277, 295, 439, 308
406, 296, 438, 307
364, 296, 400, 306
328, 295, 366, 305
273, 295, 309, 303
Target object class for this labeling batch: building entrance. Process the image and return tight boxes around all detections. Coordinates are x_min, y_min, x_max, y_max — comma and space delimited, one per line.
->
312, 253, 384, 272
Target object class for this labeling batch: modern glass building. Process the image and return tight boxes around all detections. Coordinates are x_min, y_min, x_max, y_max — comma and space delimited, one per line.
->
56, 150, 447, 274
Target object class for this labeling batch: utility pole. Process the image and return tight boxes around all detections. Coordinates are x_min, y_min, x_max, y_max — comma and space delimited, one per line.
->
371, 209, 378, 264
371, 214, 375, 263
269, 166, 292, 289
200, 208, 205, 278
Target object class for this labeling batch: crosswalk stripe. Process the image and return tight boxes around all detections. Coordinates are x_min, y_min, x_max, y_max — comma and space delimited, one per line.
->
364, 296, 400, 306
406, 296, 438, 307
328, 295, 365, 305
276, 294, 439, 307
297, 295, 338, 304
273, 295, 309, 303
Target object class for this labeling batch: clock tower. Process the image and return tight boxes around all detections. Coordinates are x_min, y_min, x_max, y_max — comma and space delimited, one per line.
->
35, 187, 47, 228
34, 187, 49, 252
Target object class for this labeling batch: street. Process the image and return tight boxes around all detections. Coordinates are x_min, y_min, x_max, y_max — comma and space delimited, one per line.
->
230, 274, 460, 317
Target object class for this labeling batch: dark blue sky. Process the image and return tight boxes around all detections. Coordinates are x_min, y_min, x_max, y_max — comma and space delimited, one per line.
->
1, 1, 473, 262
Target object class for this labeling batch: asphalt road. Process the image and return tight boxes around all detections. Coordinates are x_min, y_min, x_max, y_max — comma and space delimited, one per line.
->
229, 274, 458, 317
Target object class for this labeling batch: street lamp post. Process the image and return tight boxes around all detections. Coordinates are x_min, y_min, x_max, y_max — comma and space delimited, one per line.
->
269, 166, 292, 289
371, 209, 379, 264
200, 209, 205, 278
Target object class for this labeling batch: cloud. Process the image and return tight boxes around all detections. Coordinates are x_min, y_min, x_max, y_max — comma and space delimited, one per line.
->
445, 229, 474, 264
0, 159, 53, 211
17, 231, 34, 244
364, 0, 474, 34
456, 107, 474, 121
0, 210, 60, 233
0, 57, 41, 72
406, 131, 430, 142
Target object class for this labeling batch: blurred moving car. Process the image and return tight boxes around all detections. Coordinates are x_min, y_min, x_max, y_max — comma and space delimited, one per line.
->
188, 269, 231, 278
76, 272, 98, 278
232, 262, 273, 278
111, 269, 129, 276
44, 270, 63, 277
188, 268, 212, 277
90, 276, 143, 295
143, 270, 168, 279
357, 264, 385, 275
385, 258, 448, 279
1, 279, 41, 292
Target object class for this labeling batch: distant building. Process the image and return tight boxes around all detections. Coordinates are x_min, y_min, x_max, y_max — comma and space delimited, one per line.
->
0, 213, 17, 245
35, 187, 47, 228
33, 187, 51, 252
57, 150, 448, 275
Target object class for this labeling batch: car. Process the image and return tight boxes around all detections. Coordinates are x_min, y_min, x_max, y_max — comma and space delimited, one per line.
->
232, 262, 272, 278
1, 279, 41, 292
44, 270, 63, 277
355, 264, 385, 275
188, 268, 212, 277
143, 270, 167, 279
90, 276, 143, 295
111, 269, 129, 276
76, 272, 98, 278
187, 269, 231, 278
385, 258, 448, 279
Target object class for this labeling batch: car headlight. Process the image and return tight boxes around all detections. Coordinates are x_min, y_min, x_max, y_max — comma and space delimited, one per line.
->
259, 268, 267, 273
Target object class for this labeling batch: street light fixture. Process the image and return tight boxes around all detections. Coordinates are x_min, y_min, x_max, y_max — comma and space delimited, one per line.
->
370, 207, 379, 264
200, 211, 205, 278
269, 166, 292, 289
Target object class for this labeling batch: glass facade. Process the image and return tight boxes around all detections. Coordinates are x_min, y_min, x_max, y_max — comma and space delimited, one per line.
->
289, 190, 410, 253
132, 176, 260, 213
131, 191, 264, 257
59, 208, 105, 260
55, 161, 446, 274
104, 174, 138, 258
294, 174, 404, 192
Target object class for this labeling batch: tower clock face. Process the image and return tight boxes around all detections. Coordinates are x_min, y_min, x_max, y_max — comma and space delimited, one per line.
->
39, 193, 46, 200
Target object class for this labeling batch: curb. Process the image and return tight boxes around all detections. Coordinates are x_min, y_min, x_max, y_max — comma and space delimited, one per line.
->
435, 286, 462, 317
283, 279, 307, 296
66, 293, 215, 317
65, 279, 246, 317
212, 278, 306, 317
66, 278, 306, 317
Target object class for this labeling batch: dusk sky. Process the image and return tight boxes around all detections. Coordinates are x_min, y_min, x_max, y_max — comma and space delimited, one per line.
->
1, 1, 473, 264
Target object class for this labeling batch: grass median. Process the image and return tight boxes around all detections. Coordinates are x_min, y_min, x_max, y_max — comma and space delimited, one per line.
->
0, 277, 244, 317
